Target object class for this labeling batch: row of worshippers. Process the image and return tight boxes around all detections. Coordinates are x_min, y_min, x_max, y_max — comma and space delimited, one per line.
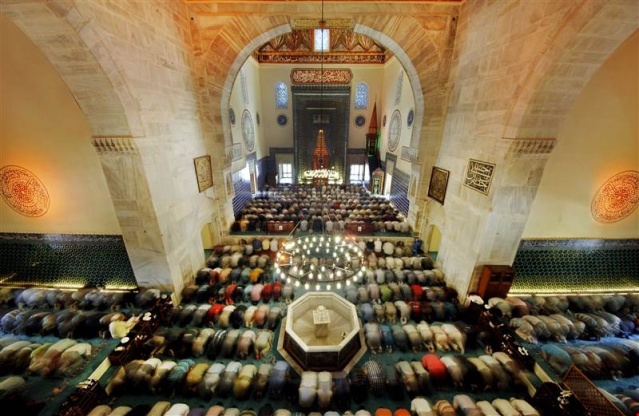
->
232, 213, 410, 234
232, 184, 409, 233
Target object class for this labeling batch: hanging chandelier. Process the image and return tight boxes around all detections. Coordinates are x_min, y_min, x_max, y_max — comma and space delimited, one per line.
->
274, 234, 366, 291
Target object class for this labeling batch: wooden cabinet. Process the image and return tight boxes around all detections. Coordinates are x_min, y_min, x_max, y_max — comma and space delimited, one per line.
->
476, 265, 515, 300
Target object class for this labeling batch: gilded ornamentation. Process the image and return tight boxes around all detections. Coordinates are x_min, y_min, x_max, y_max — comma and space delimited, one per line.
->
591, 170, 639, 223
428, 166, 449, 205
256, 29, 389, 64
292, 19, 354, 30
0, 165, 50, 217
193, 155, 213, 192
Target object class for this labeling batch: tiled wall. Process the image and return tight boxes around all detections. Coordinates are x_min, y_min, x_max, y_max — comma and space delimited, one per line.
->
390, 167, 410, 217
0, 233, 137, 288
231, 170, 253, 218
510, 239, 639, 294
257, 156, 269, 191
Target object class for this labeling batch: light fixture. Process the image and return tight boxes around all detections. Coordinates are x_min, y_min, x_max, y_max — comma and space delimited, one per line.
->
300, 0, 344, 186
274, 234, 366, 291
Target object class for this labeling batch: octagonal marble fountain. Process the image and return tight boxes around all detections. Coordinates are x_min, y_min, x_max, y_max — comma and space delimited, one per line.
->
277, 291, 366, 375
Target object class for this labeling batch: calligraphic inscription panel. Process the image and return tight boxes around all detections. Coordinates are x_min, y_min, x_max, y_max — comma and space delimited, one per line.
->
225, 143, 243, 164
291, 69, 353, 84
463, 159, 496, 195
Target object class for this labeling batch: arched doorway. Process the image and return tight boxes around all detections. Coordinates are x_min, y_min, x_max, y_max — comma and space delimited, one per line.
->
427, 224, 442, 261
200, 222, 214, 259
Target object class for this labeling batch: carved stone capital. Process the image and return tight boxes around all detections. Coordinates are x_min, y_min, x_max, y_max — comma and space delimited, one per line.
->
91, 136, 138, 154
500, 137, 557, 159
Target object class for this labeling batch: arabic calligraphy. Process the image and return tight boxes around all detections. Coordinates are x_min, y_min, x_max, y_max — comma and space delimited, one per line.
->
291, 69, 353, 84
463, 159, 496, 195
591, 170, 639, 223
0, 165, 50, 217
401, 147, 418, 163
225, 143, 243, 164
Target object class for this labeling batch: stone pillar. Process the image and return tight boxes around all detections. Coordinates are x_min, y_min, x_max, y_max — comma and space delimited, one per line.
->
92, 137, 174, 291
436, 137, 557, 298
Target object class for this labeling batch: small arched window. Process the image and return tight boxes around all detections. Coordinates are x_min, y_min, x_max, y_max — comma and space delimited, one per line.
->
354, 83, 368, 109
275, 82, 288, 108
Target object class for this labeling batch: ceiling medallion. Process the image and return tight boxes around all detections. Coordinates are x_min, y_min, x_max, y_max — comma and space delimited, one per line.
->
0, 165, 50, 217
591, 170, 639, 223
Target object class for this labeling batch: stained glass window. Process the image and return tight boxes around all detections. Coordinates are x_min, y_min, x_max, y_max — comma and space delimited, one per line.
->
275, 82, 288, 108
314, 28, 330, 52
355, 83, 368, 109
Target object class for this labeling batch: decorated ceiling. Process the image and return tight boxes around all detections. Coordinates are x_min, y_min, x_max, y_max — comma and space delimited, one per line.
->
254, 29, 391, 64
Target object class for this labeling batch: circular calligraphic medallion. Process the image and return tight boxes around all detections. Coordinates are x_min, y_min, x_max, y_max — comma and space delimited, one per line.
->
591, 170, 639, 223
0, 165, 50, 217
241, 110, 255, 152
388, 110, 401, 152
407, 108, 415, 128
277, 114, 288, 127
355, 115, 366, 128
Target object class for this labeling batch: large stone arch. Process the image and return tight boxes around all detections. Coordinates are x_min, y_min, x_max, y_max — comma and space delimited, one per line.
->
217, 22, 440, 152
430, 0, 638, 298
353, 25, 425, 149
220, 24, 292, 148
191, 12, 450, 234
504, 0, 638, 139
0, 1, 142, 137
1, 1, 175, 291
208, 14, 455, 231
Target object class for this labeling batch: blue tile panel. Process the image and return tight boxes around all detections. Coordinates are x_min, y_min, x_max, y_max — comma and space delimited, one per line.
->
0, 233, 137, 288
390, 167, 410, 217
257, 156, 269, 191
232, 171, 253, 217
510, 239, 639, 293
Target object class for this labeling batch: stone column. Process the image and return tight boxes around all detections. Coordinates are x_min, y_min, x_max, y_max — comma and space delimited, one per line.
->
92, 137, 174, 291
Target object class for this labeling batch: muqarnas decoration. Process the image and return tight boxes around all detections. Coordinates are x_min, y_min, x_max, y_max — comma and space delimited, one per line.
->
0, 165, 50, 217
463, 158, 496, 195
591, 170, 639, 223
